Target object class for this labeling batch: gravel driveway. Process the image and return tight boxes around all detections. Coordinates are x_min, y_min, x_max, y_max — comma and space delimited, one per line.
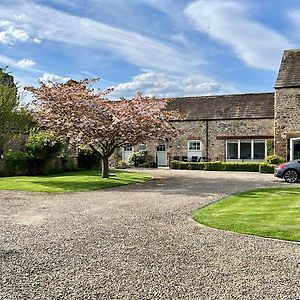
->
0, 170, 299, 300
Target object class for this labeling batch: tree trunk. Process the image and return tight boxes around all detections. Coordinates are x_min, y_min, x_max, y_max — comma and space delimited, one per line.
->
102, 155, 109, 178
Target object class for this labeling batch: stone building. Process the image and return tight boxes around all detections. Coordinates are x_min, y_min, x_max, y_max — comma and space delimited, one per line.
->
274, 49, 300, 162
122, 49, 300, 166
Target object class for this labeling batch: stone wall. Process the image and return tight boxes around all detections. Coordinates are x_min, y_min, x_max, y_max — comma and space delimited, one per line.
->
274, 88, 300, 160
166, 118, 274, 161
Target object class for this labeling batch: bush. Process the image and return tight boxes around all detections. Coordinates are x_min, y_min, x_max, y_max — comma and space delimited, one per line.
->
25, 131, 65, 161
170, 161, 260, 172
78, 148, 101, 170
259, 163, 275, 174
115, 160, 127, 169
139, 161, 157, 168
264, 155, 284, 165
267, 140, 274, 156
62, 156, 78, 172
3, 150, 31, 175
128, 151, 148, 167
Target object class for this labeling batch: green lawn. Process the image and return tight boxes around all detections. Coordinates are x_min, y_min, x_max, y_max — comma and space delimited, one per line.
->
0, 170, 152, 193
193, 187, 300, 242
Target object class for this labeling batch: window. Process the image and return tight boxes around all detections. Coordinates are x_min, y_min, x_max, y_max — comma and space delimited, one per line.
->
139, 144, 147, 151
226, 140, 266, 161
254, 140, 265, 159
227, 140, 238, 159
188, 141, 201, 151
124, 146, 133, 152
240, 140, 251, 159
157, 144, 166, 151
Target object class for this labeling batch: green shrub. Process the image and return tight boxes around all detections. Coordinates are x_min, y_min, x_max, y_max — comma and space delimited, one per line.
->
264, 155, 284, 165
139, 161, 157, 168
170, 161, 260, 172
62, 156, 78, 172
267, 140, 274, 156
128, 151, 149, 167
116, 160, 127, 169
25, 131, 65, 160
78, 148, 101, 170
3, 150, 31, 174
259, 163, 275, 173
128, 151, 146, 167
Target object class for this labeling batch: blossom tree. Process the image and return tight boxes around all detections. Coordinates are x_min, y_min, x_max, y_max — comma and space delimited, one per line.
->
26, 79, 180, 178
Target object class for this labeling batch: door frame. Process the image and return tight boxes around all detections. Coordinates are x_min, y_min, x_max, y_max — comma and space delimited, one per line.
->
156, 143, 168, 166
290, 137, 300, 161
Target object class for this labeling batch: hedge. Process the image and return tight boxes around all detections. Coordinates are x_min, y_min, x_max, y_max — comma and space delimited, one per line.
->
259, 163, 276, 174
171, 161, 264, 172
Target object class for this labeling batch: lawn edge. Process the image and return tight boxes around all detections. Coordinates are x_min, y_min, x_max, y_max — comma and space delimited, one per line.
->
189, 217, 300, 244
191, 185, 300, 244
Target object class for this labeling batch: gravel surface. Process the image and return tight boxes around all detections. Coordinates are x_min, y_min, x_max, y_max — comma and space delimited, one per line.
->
0, 169, 299, 300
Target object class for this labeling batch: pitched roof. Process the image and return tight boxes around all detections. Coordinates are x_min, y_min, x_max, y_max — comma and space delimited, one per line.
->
167, 92, 274, 121
275, 49, 300, 88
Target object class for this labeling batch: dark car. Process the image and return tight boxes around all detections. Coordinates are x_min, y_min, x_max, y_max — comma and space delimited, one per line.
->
274, 159, 300, 183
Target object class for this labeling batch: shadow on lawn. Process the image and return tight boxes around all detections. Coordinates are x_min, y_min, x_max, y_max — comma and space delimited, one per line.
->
31, 176, 142, 192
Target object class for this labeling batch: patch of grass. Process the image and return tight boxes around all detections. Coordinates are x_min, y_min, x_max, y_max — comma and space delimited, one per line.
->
193, 187, 300, 242
0, 170, 152, 193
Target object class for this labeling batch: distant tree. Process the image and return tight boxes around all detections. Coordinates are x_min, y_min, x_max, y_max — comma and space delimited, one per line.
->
0, 69, 33, 151
26, 79, 180, 178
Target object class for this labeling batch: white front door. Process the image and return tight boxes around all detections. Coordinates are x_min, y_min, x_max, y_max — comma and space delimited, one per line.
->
290, 137, 300, 161
156, 144, 168, 166
123, 146, 133, 162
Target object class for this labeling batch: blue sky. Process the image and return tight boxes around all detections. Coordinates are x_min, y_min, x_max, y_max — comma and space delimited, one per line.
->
0, 0, 300, 100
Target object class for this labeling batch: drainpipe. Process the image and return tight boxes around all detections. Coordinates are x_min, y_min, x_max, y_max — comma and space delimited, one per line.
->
206, 120, 209, 161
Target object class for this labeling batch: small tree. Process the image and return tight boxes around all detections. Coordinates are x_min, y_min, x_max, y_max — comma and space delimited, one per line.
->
25, 130, 65, 161
0, 69, 33, 150
26, 79, 180, 178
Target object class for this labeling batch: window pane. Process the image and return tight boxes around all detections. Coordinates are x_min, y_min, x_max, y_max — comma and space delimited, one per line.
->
157, 145, 166, 151
240, 141, 251, 159
227, 141, 238, 159
124, 147, 132, 152
139, 144, 147, 151
254, 141, 265, 159
189, 141, 201, 150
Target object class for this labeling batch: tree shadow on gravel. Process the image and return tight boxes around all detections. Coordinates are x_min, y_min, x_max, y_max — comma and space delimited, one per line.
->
114, 174, 284, 198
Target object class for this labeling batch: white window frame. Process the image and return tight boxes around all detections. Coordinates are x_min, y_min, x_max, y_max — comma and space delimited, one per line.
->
226, 139, 267, 161
188, 140, 201, 152
139, 144, 147, 151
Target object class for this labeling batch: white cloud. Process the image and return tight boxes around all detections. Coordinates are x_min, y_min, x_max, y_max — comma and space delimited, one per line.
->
0, 54, 17, 66
15, 13, 26, 20
33, 37, 41, 44
0, 20, 41, 45
0, 1, 201, 73
0, 54, 40, 73
287, 10, 300, 38
170, 33, 190, 47
0, 22, 29, 44
185, 0, 293, 71
39, 72, 70, 83
17, 58, 35, 69
110, 72, 236, 99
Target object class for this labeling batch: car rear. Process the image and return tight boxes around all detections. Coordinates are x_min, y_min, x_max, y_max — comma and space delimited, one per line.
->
274, 160, 300, 183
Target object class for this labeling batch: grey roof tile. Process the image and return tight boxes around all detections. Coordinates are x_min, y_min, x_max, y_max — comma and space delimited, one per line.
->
275, 49, 300, 88
167, 92, 274, 120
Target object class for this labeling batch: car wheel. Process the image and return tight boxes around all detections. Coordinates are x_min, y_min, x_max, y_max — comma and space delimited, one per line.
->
283, 169, 299, 183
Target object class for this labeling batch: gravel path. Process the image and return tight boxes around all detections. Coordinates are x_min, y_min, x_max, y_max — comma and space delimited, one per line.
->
0, 170, 299, 300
